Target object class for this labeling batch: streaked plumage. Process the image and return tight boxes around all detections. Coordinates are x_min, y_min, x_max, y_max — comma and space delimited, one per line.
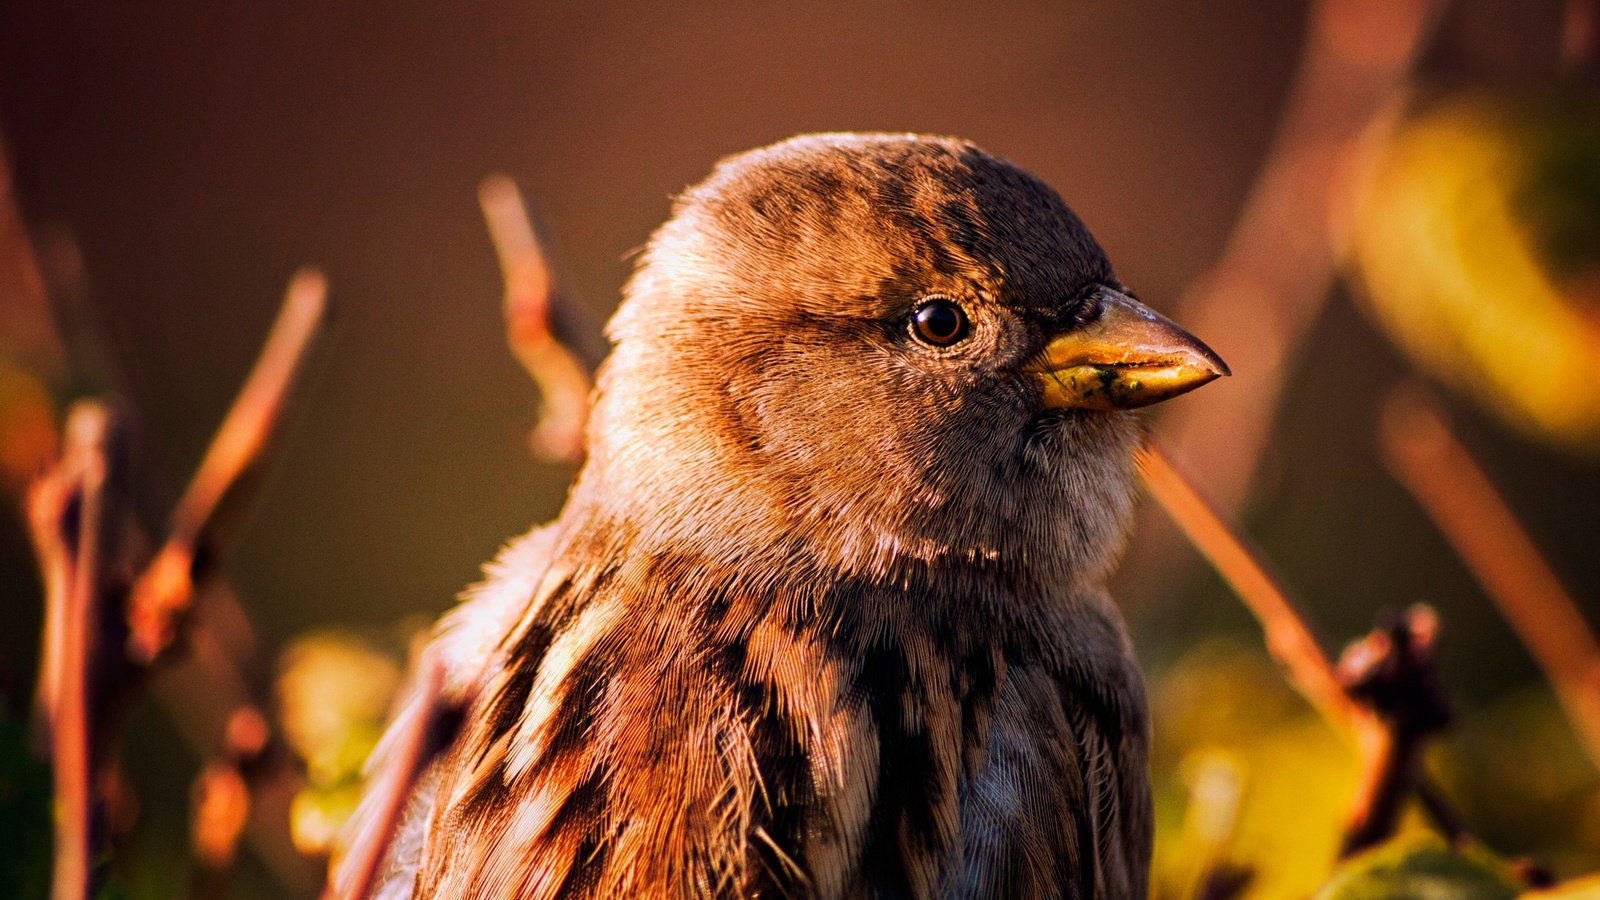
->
345, 133, 1226, 899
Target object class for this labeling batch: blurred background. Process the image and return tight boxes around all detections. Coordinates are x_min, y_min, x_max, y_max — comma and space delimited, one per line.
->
1, 0, 1598, 896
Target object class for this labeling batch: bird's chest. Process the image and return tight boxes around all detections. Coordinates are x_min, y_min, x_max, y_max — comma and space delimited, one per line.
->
680, 619, 1109, 900
423, 572, 1135, 900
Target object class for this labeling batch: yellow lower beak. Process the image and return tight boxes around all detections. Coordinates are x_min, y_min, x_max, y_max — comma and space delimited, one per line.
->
1027, 289, 1228, 410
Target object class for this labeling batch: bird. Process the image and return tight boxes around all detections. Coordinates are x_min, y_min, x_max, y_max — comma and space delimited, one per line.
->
344, 132, 1228, 900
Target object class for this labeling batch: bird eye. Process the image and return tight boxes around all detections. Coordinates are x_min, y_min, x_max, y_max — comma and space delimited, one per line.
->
912, 298, 969, 346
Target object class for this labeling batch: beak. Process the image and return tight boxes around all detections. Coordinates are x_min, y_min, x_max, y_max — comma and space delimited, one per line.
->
1026, 288, 1229, 410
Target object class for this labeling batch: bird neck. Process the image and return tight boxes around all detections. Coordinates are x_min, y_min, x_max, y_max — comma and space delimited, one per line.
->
561, 453, 1125, 610
544, 492, 1115, 655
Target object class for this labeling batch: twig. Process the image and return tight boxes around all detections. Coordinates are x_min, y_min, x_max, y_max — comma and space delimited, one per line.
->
478, 174, 592, 463
22, 270, 329, 895
329, 652, 458, 900
11, 119, 326, 891
329, 178, 586, 896
1138, 440, 1467, 858
28, 436, 76, 742
28, 402, 124, 900
126, 269, 329, 664
1335, 605, 1452, 856
49, 405, 112, 900
1151, 0, 1448, 516
132, 268, 332, 889
1137, 442, 1361, 728
1379, 385, 1600, 773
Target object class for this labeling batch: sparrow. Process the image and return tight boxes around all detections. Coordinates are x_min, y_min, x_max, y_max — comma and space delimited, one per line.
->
348, 132, 1227, 899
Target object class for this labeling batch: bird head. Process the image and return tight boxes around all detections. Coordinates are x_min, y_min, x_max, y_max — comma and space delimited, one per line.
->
575, 133, 1226, 586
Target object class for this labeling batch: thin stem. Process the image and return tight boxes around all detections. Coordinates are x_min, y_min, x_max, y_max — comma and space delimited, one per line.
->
329, 653, 452, 900
1380, 386, 1600, 773
478, 174, 591, 463
1340, 727, 1415, 855
1137, 442, 1363, 729
1149, 0, 1448, 516
127, 269, 329, 664
31, 402, 121, 900
1140, 440, 1464, 857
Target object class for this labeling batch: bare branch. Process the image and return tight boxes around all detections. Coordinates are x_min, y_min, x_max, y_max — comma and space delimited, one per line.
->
1137, 442, 1362, 729
1151, 0, 1448, 515
1336, 605, 1453, 856
23, 280, 326, 895
478, 174, 592, 463
1139, 440, 1471, 858
28, 401, 124, 900
1380, 385, 1600, 773
326, 177, 591, 897
127, 269, 329, 665
10, 125, 324, 892
329, 651, 458, 900
28, 439, 76, 742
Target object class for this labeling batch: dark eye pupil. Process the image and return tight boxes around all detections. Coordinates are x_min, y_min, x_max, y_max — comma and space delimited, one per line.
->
914, 300, 967, 345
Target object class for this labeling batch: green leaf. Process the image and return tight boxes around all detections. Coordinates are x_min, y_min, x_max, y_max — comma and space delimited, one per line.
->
1315, 834, 1522, 900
